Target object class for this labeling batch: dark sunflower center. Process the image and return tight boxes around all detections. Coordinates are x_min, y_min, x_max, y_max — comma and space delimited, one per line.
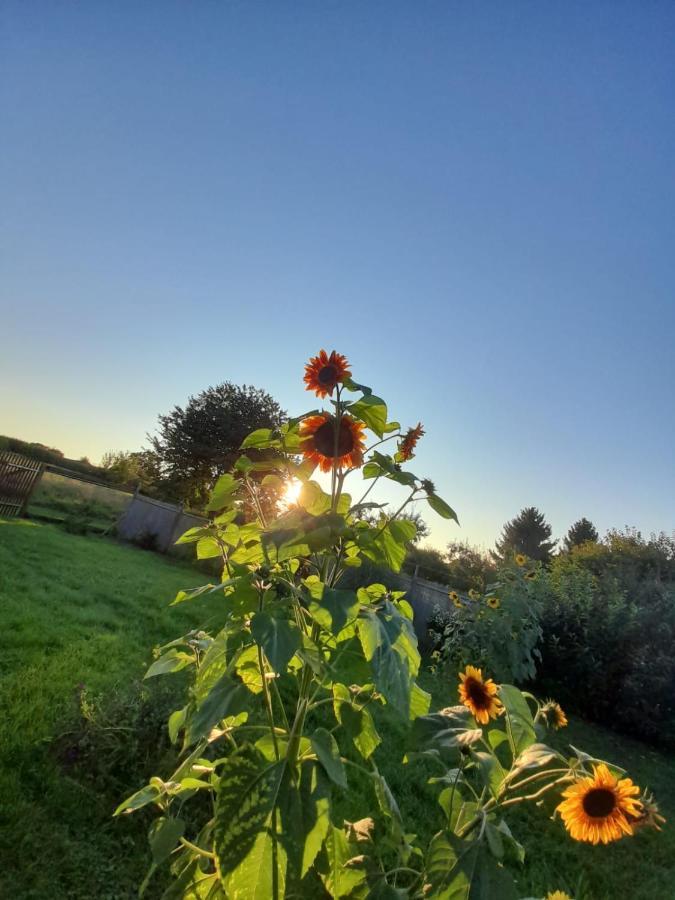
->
318, 364, 338, 385
582, 788, 616, 818
314, 419, 354, 458
465, 678, 490, 710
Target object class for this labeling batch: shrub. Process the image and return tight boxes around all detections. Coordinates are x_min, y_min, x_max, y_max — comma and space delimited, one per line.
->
535, 548, 675, 746
429, 558, 543, 684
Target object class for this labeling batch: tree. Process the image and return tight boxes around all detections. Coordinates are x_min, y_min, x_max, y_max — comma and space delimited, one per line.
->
494, 506, 556, 563
563, 517, 599, 552
149, 383, 284, 507
445, 540, 496, 591
100, 449, 162, 492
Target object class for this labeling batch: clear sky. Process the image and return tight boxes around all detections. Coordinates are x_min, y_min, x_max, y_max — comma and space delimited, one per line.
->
1, 2, 674, 550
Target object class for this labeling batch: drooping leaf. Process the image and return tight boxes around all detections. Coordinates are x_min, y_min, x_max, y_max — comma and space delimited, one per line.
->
149, 816, 185, 865
114, 783, 162, 816
186, 674, 248, 744
251, 611, 301, 674
426, 493, 459, 524
241, 428, 280, 450
311, 727, 348, 790
306, 583, 360, 637
317, 824, 367, 898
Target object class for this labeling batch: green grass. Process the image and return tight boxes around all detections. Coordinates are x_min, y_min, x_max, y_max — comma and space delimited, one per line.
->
0, 519, 218, 899
1, 519, 673, 900
28, 470, 131, 532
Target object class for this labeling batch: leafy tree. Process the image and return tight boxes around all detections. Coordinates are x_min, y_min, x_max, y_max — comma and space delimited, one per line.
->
445, 540, 496, 591
563, 517, 599, 552
494, 506, 556, 563
100, 449, 162, 492
149, 383, 284, 507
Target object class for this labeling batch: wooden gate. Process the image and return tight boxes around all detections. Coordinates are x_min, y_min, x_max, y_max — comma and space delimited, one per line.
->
0, 451, 44, 518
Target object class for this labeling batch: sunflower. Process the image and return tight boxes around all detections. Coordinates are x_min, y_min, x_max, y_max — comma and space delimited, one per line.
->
515, 553, 527, 566
299, 413, 365, 472
542, 700, 568, 730
398, 423, 424, 461
452, 595, 464, 609
458, 665, 503, 725
627, 790, 666, 832
449, 590, 460, 602
487, 596, 501, 609
468, 589, 481, 601
525, 570, 537, 580
303, 350, 351, 398
556, 763, 642, 845
546, 892, 573, 900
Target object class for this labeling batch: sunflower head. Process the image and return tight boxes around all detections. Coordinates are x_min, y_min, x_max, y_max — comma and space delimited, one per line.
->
458, 665, 503, 725
545, 892, 573, 900
541, 700, 568, 730
468, 589, 481, 601
515, 553, 527, 566
626, 790, 666, 832
556, 763, 642, 845
398, 423, 425, 461
448, 590, 460, 602
525, 570, 537, 580
299, 413, 366, 472
452, 595, 464, 609
487, 596, 501, 609
421, 478, 436, 495
303, 350, 351, 398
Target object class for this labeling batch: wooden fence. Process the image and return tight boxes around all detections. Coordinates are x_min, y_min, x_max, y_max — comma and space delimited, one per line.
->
0, 451, 44, 517
117, 493, 207, 553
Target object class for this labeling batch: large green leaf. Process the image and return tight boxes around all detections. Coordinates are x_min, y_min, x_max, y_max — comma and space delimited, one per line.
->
306, 582, 360, 637
498, 685, 537, 757
311, 728, 348, 790
426, 493, 459, 524
425, 831, 517, 899
408, 708, 482, 757
145, 649, 195, 679
333, 683, 381, 759
214, 747, 288, 899
241, 428, 281, 450
149, 816, 185, 865
186, 674, 248, 744
356, 600, 420, 718
349, 395, 388, 437
251, 612, 301, 674
207, 473, 239, 512
318, 825, 367, 898
359, 519, 417, 572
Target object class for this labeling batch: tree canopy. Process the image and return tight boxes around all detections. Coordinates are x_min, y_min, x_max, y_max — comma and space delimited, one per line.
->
149, 383, 284, 507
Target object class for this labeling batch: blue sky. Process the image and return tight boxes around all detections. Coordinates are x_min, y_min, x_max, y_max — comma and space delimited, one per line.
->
1, 2, 674, 550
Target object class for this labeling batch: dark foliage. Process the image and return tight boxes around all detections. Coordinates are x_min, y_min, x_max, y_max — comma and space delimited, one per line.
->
563, 517, 599, 552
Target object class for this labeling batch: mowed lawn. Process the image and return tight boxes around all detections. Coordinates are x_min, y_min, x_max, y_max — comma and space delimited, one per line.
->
1, 519, 674, 900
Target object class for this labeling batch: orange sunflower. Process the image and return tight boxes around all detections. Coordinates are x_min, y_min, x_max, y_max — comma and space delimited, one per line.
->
299, 413, 366, 472
303, 350, 351, 398
556, 763, 642, 845
458, 665, 503, 725
542, 700, 568, 730
398, 423, 424, 461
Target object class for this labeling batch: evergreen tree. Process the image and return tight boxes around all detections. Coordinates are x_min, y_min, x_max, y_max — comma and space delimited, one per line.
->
564, 517, 599, 552
494, 506, 556, 563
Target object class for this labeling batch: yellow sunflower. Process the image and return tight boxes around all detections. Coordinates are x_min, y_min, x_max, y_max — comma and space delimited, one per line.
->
515, 553, 527, 566
398, 423, 425, 461
299, 413, 365, 472
458, 665, 503, 725
303, 350, 351, 398
546, 892, 573, 900
487, 596, 501, 609
543, 700, 568, 730
468, 589, 481, 601
451, 593, 464, 609
525, 570, 537, 580
556, 763, 642, 845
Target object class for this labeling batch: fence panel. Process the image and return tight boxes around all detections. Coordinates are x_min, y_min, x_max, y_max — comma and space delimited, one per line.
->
397, 570, 454, 648
0, 451, 43, 518
117, 495, 207, 553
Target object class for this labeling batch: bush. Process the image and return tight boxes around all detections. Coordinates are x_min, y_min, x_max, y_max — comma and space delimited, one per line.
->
535, 547, 675, 746
428, 558, 543, 683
